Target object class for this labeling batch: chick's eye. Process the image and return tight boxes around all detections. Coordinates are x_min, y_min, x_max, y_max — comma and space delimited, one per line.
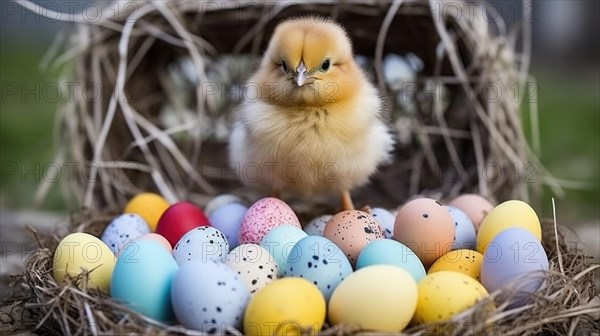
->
281, 60, 288, 72
320, 59, 331, 72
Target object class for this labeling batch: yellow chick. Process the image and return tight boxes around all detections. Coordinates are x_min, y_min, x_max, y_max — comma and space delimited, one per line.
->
229, 17, 394, 210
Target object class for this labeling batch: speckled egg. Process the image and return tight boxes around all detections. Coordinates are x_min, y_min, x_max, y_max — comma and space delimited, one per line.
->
173, 226, 229, 265
393, 198, 455, 268
225, 244, 278, 295
303, 215, 333, 236
356, 239, 426, 282
101, 213, 150, 255
447, 206, 476, 250
205, 194, 244, 218
369, 208, 396, 239
415, 271, 490, 324
284, 236, 353, 301
448, 194, 494, 231
259, 224, 307, 273
210, 203, 248, 248
239, 197, 301, 244
171, 260, 250, 333
428, 249, 484, 281
323, 210, 384, 266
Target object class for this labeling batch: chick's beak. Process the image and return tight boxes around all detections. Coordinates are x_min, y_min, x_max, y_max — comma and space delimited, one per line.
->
295, 60, 308, 87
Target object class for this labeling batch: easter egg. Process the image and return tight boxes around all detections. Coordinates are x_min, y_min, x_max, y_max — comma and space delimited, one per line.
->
135, 233, 172, 253
239, 197, 301, 244
428, 249, 484, 281
481, 228, 548, 304
53, 232, 115, 293
205, 194, 244, 217
448, 194, 494, 231
393, 198, 455, 268
303, 215, 332, 236
171, 260, 250, 332
328, 265, 417, 332
111, 240, 178, 321
244, 278, 326, 336
356, 239, 426, 282
101, 213, 150, 255
447, 206, 476, 250
259, 225, 307, 273
173, 226, 229, 265
369, 207, 396, 239
323, 210, 384, 266
476, 200, 541, 254
284, 236, 353, 301
155, 202, 210, 247
124, 192, 170, 231
225, 244, 279, 295
415, 271, 490, 324
209, 203, 248, 248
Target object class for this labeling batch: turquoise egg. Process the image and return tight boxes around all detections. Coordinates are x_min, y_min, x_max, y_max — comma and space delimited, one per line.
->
111, 240, 178, 321
356, 239, 426, 282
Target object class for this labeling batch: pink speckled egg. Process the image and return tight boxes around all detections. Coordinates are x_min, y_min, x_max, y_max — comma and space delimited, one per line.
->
239, 197, 301, 244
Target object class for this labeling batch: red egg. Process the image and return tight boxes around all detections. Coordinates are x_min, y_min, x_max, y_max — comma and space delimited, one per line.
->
156, 202, 210, 247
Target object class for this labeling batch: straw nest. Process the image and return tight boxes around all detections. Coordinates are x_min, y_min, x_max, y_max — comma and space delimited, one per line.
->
6, 0, 598, 335
2, 213, 598, 335
28, 0, 559, 217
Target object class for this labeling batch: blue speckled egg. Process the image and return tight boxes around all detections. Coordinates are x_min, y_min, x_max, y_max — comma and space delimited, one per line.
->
171, 260, 250, 333
101, 213, 150, 255
210, 203, 248, 248
284, 236, 352, 301
111, 240, 178, 322
369, 208, 395, 239
304, 215, 333, 236
356, 239, 426, 282
173, 226, 229, 265
259, 224, 307, 274
447, 206, 477, 250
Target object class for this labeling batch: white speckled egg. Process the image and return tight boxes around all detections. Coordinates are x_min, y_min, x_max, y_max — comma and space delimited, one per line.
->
173, 226, 229, 265
369, 208, 395, 239
447, 206, 476, 250
239, 197, 301, 244
210, 203, 248, 248
225, 244, 278, 295
101, 213, 150, 255
259, 225, 307, 274
284, 236, 352, 301
205, 194, 244, 218
304, 215, 333, 236
171, 260, 250, 333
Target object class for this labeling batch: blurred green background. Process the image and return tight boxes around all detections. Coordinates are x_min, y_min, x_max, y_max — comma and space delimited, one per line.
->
1, 0, 598, 227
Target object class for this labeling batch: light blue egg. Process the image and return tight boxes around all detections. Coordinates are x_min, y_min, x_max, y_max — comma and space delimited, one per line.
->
481, 228, 548, 307
171, 260, 250, 332
303, 215, 332, 236
447, 206, 476, 250
173, 226, 229, 265
356, 239, 426, 282
369, 208, 395, 239
284, 236, 352, 301
111, 240, 178, 322
259, 225, 307, 274
101, 213, 150, 255
210, 203, 248, 248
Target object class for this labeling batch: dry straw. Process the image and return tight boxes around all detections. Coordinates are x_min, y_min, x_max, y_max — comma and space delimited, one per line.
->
4, 0, 598, 335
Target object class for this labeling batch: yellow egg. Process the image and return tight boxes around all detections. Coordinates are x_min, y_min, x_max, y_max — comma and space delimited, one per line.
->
328, 265, 417, 332
53, 233, 116, 293
244, 278, 325, 336
124, 192, 170, 231
428, 249, 484, 281
415, 271, 490, 324
476, 200, 541, 254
